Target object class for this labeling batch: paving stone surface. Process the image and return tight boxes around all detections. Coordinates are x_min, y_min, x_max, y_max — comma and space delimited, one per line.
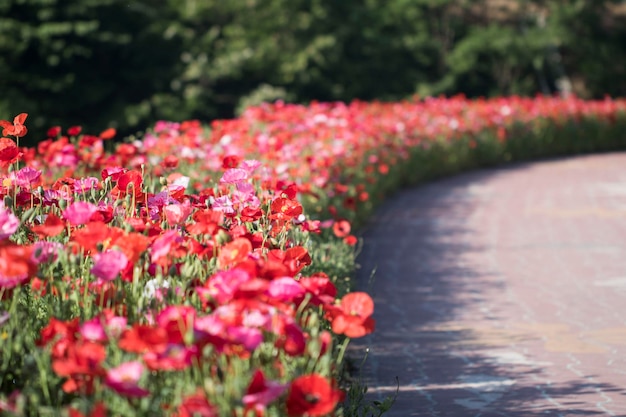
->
351, 153, 626, 416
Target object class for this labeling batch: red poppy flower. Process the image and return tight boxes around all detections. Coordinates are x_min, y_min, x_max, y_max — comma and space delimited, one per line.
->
163, 155, 179, 168
118, 324, 168, 354
286, 374, 344, 417
330, 292, 375, 338
218, 237, 252, 269
68, 402, 107, 417
71, 221, 112, 252
67, 126, 82, 136
243, 370, 287, 414
51, 341, 107, 394
99, 128, 116, 140
37, 317, 80, 347
343, 235, 358, 246
172, 390, 217, 417
283, 246, 312, 275
332, 220, 351, 238
188, 209, 224, 236
101, 166, 127, 182
0, 242, 37, 289
0, 138, 19, 165
143, 344, 197, 371
299, 274, 337, 306
47, 126, 62, 137
276, 181, 298, 199
113, 169, 143, 199
270, 197, 303, 220
112, 231, 150, 267
0, 113, 27, 137
157, 305, 196, 345
240, 206, 263, 222
222, 155, 241, 169
274, 321, 306, 356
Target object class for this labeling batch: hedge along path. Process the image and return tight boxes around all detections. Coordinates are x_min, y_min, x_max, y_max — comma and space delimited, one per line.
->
352, 152, 626, 416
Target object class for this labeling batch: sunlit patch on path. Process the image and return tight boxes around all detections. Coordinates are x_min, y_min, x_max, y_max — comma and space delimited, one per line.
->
352, 153, 626, 416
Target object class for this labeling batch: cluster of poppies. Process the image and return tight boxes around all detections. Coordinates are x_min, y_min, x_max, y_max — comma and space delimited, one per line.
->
0, 114, 376, 416
1, 94, 625, 416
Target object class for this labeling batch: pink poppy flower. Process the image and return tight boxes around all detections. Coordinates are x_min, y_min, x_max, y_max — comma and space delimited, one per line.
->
51, 144, 78, 168
63, 201, 98, 226
105, 361, 149, 398
232, 182, 261, 209
240, 159, 261, 174
197, 268, 252, 304
210, 195, 234, 214
193, 314, 226, 345
150, 230, 181, 263
11, 167, 41, 188
227, 326, 263, 351
219, 168, 248, 184
242, 309, 272, 329
91, 249, 128, 282
73, 177, 100, 193
163, 200, 192, 226
104, 315, 127, 339
267, 277, 305, 303
80, 318, 108, 342
0, 204, 19, 240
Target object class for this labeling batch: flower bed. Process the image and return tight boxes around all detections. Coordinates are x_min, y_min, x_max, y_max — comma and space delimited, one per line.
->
1, 95, 626, 416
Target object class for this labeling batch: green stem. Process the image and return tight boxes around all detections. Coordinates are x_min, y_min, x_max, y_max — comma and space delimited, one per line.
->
336, 336, 350, 367
33, 350, 53, 406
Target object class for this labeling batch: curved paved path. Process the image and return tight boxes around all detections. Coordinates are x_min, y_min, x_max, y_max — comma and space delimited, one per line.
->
352, 153, 626, 416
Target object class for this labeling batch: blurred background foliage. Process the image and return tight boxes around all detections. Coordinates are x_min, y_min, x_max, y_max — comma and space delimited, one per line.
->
2, 0, 626, 142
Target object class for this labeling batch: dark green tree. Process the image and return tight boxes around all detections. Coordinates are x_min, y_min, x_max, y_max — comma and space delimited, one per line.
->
0, 0, 182, 143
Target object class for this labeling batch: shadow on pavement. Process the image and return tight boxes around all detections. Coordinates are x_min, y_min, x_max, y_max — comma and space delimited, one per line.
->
348, 159, 626, 416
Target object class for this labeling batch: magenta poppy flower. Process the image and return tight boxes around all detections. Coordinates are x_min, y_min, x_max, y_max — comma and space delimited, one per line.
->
227, 326, 263, 351
62, 201, 98, 226
31, 241, 63, 263
105, 361, 150, 397
91, 249, 128, 282
0, 203, 19, 240
143, 344, 197, 372
80, 317, 108, 342
243, 370, 287, 413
